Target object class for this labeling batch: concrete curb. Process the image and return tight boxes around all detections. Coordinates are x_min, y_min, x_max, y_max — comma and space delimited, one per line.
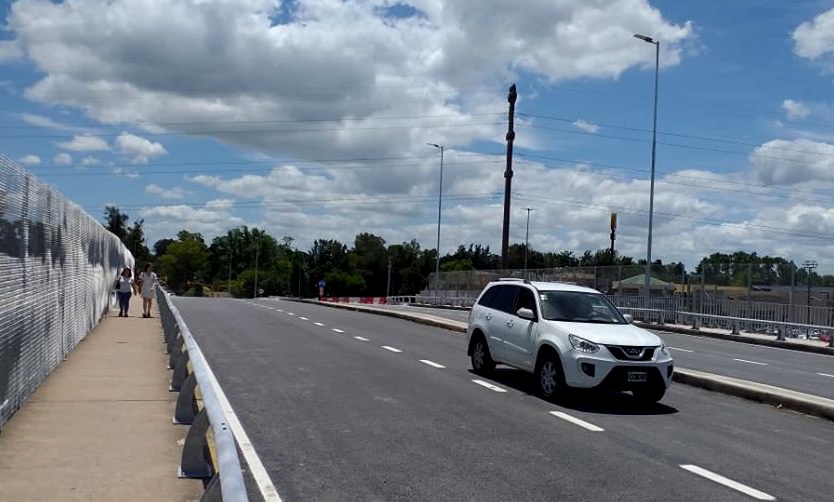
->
292, 298, 834, 422
673, 368, 834, 422
633, 321, 834, 356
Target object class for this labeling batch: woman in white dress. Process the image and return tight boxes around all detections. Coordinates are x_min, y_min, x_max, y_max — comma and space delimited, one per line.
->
138, 263, 159, 318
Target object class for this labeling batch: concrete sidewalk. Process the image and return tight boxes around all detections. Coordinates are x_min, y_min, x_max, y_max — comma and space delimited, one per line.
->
0, 298, 202, 501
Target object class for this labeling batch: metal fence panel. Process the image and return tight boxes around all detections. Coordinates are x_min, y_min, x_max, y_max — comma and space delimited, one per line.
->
0, 155, 132, 428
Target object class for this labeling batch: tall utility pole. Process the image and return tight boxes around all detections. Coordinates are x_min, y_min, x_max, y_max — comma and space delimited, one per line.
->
609, 212, 617, 260
804, 260, 818, 325
253, 239, 260, 298
386, 256, 392, 298
227, 248, 232, 295
427, 143, 444, 293
501, 83, 518, 269
523, 208, 533, 274
634, 34, 660, 298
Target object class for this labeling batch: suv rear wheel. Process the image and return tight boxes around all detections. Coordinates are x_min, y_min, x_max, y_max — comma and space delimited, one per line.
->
535, 350, 565, 401
470, 335, 495, 375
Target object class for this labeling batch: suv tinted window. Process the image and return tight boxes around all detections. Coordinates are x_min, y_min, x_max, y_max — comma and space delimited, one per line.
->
476, 286, 497, 307
489, 285, 519, 314
515, 287, 537, 317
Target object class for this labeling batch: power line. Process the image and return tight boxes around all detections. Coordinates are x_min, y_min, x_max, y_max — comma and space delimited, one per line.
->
514, 192, 834, 242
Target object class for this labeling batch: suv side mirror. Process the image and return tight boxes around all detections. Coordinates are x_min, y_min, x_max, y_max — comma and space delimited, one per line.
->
623, 313, 634, 324
517, 308, 536, 321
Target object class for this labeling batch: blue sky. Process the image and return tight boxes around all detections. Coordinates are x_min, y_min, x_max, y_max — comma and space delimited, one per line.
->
1, 0, 834, 271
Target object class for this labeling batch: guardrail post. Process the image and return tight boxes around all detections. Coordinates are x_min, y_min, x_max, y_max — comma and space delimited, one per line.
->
174, 372, 199, 425
731, 320, 740, 335
179, 408, 214, 480
691, 315, 701, 330
164, 324, 180, 354
170, 350, 190, 392
777, 327, 786, 341
168, 333, 184, 369
199, 474, 222, 502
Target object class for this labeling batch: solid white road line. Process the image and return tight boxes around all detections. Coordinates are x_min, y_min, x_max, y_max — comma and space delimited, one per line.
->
354, 336, 369, 341
332, 328, 345, 333
381, 345, 402, 353
680, 464, 775, 501
419, 359, 446, 369
299, 316, 309, 321
471, 379, 507, 393
669, 347, 693, 353
733, 358, 768, 366
314, 322, 325, 327
549, 411, 605, 432
818, 372, 834, 378
196, 342, 283, 501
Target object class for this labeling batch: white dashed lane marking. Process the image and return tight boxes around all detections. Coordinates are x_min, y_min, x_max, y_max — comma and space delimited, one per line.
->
680, 464, 775, 501
419, 360, 446, 369
381, 346, 402, 353
354, 336, 369, 341
549, 411, 604, 432
314, 322, 325, 327
669, 347, 693, 353
332, 329, 346, 333
471, 379, 507, 393
733, 358, 768, 366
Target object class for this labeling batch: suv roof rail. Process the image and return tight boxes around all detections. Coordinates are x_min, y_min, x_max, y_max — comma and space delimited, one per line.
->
497, 277, 531, 284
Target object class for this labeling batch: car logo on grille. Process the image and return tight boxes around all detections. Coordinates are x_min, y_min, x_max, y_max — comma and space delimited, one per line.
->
624, 347, 643, 357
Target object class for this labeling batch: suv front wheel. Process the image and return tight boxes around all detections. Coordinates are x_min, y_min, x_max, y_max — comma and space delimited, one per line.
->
535, 350, 565, 401
470, 335, 496, 375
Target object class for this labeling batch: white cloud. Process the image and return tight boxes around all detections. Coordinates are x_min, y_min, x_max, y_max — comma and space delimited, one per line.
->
573, 119, 600, 134
782, 99, 810, 120
5, 0, 693, 161
81, 156, 102, 166
57, 134, 109, 152
141, 199, 244, 241
18, 154, 41, 165
793, 7, 834, 61
53, 152, 72, 165
751, 138, 834, 185
0, 40, 22, 63
146, 184, 186, 199
116, 132, 167, 164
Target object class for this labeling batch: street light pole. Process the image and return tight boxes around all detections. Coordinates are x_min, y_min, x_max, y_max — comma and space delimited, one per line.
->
524, 208, 533, 275
634, 34, 660, 299
428, 143, 444, 293
253, 238, 260, 298
804, 260, 818, 325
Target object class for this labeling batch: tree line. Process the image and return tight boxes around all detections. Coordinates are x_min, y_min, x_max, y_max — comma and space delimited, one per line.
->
103, 206, 833, 297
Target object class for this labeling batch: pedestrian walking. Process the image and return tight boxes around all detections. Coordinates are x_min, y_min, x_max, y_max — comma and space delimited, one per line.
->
138, 263, 159, 318
114, 267, 136, 317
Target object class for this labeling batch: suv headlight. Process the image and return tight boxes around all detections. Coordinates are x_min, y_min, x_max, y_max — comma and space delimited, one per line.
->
569, 334, 600, 354
660, 344, 671, 357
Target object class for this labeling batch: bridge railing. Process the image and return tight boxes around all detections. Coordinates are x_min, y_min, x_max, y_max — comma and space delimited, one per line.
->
388, 295, 834, 347
157, 288, 249, 502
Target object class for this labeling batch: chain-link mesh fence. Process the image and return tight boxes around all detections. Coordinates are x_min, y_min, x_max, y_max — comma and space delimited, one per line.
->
0, 155, 133, 428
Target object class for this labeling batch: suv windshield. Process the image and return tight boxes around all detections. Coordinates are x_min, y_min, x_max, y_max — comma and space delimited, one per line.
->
539, 291, 627, 324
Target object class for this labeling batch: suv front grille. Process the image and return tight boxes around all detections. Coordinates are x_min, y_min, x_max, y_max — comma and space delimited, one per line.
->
605, 346, 656, 361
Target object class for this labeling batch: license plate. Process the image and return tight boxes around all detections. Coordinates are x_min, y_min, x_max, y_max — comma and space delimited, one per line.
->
627, 371, 648, 383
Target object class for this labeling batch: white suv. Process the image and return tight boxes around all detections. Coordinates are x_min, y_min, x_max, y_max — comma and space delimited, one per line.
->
466, 279, 674, 403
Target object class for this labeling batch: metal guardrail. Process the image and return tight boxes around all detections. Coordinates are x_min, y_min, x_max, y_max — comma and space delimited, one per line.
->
389, 295, 834, 348
157, 288, 248, 502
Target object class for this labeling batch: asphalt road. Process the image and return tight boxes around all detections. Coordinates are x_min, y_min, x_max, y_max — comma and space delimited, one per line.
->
377, 304, 834, 399
174, 297, 834, 502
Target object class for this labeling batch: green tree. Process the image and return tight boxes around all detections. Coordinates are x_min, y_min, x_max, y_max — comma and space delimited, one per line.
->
349, 233, 388, 295
104, 206, 129, 241
157, 232, 210, 293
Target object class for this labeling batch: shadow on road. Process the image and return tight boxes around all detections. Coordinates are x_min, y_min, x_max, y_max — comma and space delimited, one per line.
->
473, 367, 679, 416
